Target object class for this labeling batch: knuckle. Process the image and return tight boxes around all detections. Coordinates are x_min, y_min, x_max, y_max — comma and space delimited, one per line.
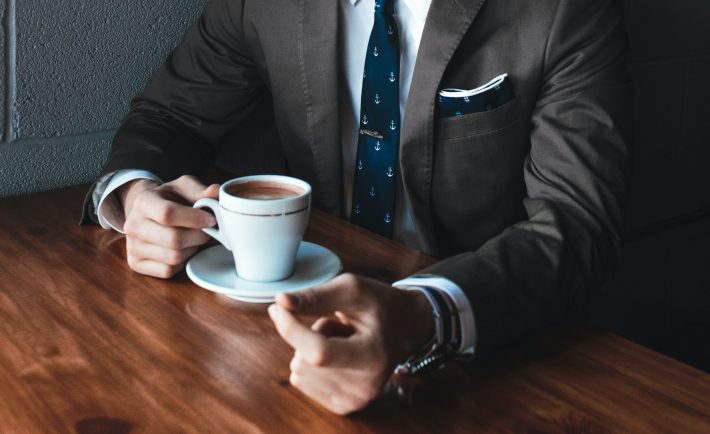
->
165, 249, 184, 266
126, 255, 140, 271
330, 397, 357, 415
158, 265, 177, 279
341, 273, 358, 286
342, 273, 363, 293
178, 174, 196, 184
289, 372, 300, 388
289, 357, 302, 374
329, 405, 349, 416
308, 340, 328, 367
165, 254, 180, 267
156, 203, 175, 225
166, 231, 183, 250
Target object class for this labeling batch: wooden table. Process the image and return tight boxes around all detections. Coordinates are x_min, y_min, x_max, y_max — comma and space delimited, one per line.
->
1, 185, 709, 433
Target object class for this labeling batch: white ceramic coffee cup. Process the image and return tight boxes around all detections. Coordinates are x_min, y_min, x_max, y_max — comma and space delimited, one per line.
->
193, 175, 311, 282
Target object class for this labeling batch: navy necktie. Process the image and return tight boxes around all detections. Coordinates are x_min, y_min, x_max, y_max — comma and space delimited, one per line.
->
350, 0, 400, 238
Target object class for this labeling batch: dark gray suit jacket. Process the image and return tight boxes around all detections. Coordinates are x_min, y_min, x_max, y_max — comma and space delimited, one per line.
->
84, 0, 632, 355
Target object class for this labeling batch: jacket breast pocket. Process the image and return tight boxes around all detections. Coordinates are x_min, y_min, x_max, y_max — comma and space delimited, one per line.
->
431, 96, 529, 254
435, 96, 521, 140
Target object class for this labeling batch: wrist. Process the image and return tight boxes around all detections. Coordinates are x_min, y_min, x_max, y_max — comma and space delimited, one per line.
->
394, 286, 461, 376
118, 178, 158, 215
402, 289, 436, 360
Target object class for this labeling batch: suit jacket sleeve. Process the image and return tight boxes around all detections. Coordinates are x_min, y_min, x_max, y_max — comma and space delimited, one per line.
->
82, 0, 261, 223
420, 0, 633, 355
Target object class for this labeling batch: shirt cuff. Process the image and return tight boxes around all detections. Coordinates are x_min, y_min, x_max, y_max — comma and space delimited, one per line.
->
393, 276, 477, 357
93, 170, 162, 233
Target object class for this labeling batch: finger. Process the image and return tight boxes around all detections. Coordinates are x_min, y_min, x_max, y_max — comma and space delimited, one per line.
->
202, 183, 220, 199
126, 218, 210, 249
269, 304, 325, 355
269, 305, 364, 367
127, 258, 183, 279
311, 317, 355, 338
276, 274, 366, 315
334, 311, 351, 326
169, 175, 215, 203
289, 358, 369, 415
142, 197, 216, 229
127, 239, 198, 266
289, 370, 351, 415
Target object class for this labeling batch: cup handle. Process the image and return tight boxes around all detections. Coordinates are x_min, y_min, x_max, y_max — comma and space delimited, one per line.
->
193, 198, 232, 251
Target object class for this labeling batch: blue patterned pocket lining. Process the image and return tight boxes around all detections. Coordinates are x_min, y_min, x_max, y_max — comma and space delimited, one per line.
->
437, 74, 514, 118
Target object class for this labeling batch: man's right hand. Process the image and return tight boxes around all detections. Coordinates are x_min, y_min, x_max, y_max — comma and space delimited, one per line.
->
119, 175, 220, 279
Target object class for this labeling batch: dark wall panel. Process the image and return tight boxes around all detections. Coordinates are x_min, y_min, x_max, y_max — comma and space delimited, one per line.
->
625, 57, 710, 232
622, 0, 710, 233
593, 218, 710, 372
602, 0, 710, 372
627, 0, 710, 62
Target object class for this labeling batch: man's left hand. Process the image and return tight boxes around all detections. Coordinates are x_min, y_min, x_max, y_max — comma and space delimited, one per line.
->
268, 273, 435, 415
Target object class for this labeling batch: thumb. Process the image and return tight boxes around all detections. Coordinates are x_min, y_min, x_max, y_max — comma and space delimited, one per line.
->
201, 183, 220, 199
276, 274, 365, 316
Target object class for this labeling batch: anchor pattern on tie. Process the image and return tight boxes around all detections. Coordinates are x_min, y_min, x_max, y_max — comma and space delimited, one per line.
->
351, 0, 399, 237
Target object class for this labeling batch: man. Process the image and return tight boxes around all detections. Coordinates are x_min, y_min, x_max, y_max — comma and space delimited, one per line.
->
82, 0, 631, 415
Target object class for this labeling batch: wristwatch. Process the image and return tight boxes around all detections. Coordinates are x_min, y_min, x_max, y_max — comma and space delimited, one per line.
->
394, 286, 461, 376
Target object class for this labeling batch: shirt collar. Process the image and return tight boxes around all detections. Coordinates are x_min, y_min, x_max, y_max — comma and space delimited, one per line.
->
348, 0, 431, 22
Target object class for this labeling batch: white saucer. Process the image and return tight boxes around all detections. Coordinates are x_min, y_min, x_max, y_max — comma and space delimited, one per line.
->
186, 242, 342, 303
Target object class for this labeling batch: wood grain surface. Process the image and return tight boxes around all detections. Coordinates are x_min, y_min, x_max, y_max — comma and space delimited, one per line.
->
0, 185, 708, 433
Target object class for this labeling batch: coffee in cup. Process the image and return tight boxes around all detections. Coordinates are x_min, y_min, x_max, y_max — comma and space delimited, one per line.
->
193, 175, 311, 282
224, 180, 305, 200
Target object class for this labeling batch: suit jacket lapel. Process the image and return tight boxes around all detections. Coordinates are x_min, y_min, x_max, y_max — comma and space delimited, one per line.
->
298, 0, 343, 216
400, 0, 487, 253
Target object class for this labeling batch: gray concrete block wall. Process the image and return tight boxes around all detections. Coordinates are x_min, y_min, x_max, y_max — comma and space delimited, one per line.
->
0, 132, 113, 194
0, 0, 207, 197
1, 1, 7, 142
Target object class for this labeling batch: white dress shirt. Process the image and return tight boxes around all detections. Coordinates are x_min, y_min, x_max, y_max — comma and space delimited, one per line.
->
92, 0, 476, 356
